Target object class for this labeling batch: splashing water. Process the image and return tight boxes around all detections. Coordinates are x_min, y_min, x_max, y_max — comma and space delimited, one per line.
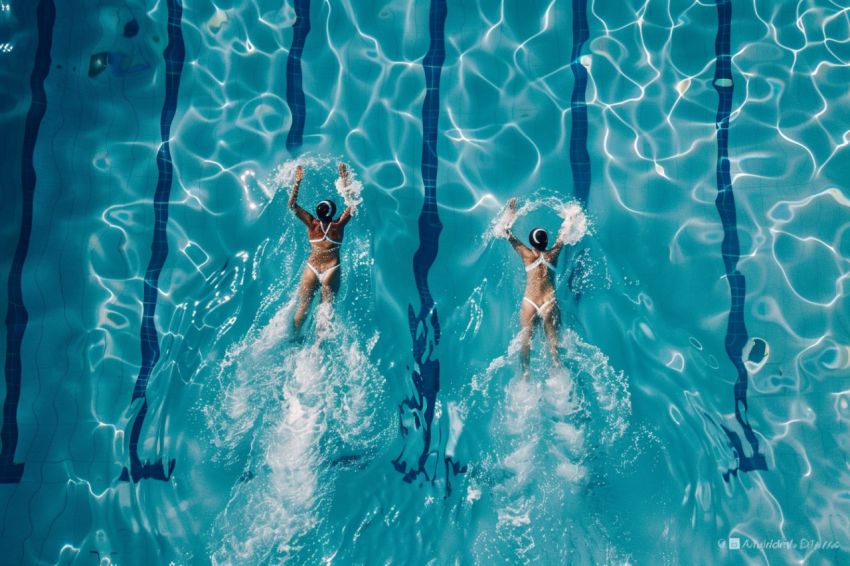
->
199, 158, 388, 565
205, 302, 389, 565
557, 202, 588, 247
11, 0, 850, 563
335, 176, 364, 216
491, 194, 589, 247
272, 154, 364, 215
461, 309, 631, 563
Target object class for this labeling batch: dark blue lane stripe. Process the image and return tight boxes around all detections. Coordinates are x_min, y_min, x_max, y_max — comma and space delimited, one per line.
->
569, 0, 590, 205
712, 0, 767, 480
566, 0, 591, 302
0, 0, 55, 485
119, 0, 184, 483
392, 0, 465, 488
284, 0, 311, 151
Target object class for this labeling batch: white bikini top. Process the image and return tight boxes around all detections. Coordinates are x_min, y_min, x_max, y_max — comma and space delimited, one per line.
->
525, 253, 555, 272
309, 221, 342, 245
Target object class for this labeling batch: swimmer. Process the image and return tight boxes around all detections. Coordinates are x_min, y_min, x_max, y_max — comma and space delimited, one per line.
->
289, 163, 354, 334
504, 198, 565, 379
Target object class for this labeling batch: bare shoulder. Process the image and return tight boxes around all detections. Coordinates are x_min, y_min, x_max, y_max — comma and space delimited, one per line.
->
544, 247, 561, 264
518, 246, 536, 263
337, 207, 353, 226
302, 214, 320, 232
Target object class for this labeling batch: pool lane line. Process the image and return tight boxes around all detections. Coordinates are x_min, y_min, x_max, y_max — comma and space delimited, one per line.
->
284, 0, 311, 151
392, 0, 466, 487
0, 0, 56, 485
569, 0, 590, 205
712, 0, 767, 480
119, 0, 184, 483
565, 0, 592, 302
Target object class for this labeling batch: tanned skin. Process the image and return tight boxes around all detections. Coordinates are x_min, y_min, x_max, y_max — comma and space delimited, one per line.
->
289, 164, 354, 334
504, 198, 566, 379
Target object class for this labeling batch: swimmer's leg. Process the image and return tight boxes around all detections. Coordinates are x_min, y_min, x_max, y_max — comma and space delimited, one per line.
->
519, 301, 537, 380
543, 301, 561, 367
320, 265, 341, 304
293, 264, 320, 335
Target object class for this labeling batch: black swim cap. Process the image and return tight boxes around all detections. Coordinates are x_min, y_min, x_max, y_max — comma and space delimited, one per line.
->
316, 200, 336, 221
529, 228, 548, 251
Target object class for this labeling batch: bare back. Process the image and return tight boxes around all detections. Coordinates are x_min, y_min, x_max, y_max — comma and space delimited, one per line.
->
507, 227, 566, 378
288, 162, 358, 335
287, 163, 352, 271
305, 218, 347, 270
505, 227, 563, 301
517, 246, 560, 303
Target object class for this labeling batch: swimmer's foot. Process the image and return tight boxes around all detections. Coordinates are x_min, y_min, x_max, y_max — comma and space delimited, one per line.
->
287, 334, 306, 345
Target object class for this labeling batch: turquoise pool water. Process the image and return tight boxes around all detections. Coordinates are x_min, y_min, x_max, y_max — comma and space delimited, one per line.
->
3, 0, 850, 564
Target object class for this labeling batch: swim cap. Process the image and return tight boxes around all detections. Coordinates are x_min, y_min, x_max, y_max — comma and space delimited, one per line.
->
316, 200, 337, 221
529, 228, 548, 251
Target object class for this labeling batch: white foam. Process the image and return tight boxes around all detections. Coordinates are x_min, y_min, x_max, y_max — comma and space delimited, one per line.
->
544, 365, 581, 417
490, 196, 588, 247
445, 402, 466, 458
553, 453, 586, 484
250, 297, 297, 356
210, 345, 329, 566
504, 378, 542, 436
206, 285, 389, 564
335, 176, 364, 216
492, 202, 518, 240
554, 200, 588, 246
497, 502, 533, 528
272, 154, 363, 218
272, 154, 335, 189
552, 421, 585, 456
471, 354, 508, 394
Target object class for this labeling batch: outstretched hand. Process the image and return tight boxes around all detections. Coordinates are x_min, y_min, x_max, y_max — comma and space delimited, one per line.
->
338, 163, 348, 183
508, 197, 517, 211
289, 165, 305, 213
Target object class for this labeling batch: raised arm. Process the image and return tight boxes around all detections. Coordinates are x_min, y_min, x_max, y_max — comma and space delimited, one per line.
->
288, 165, 314, 226
548, 235, 565, 259
505, 198, 529, 256
506, 229, 527, 255
337, 206, 353, 227
335, 162, 354, 227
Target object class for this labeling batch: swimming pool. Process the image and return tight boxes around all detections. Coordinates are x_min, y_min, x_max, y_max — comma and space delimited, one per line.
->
2, 0, 850, 564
